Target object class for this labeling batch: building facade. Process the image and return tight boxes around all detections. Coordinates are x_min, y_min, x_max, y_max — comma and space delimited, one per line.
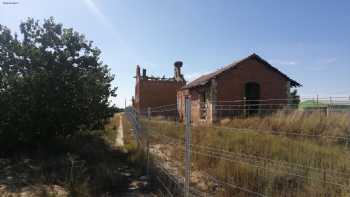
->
133, 61, 186, 113
177, 54, 301, 123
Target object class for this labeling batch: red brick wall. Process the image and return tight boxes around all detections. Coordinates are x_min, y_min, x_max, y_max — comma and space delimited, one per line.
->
216, 59, 288, 101
177, 87, 205, 123
136, 79, 185, 112
178, 59, 290, 123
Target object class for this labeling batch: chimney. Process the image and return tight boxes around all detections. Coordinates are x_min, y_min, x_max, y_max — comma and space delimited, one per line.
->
142, 68, 147, 77
174, 61, 184, 81
136, 65, 140, 78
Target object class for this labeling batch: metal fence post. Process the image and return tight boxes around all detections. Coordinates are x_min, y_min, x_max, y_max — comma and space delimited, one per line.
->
327, 96, 332, 117
146, 137, 150, 179
184, 97, 191, 197
148, 107, 151, 120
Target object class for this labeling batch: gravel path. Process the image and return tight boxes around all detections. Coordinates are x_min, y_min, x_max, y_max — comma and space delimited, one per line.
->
115, 115, 124, 147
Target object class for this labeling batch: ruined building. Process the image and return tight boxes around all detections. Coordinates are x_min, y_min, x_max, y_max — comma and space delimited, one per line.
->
177, 53, 301, 123
133, 61, 186, 112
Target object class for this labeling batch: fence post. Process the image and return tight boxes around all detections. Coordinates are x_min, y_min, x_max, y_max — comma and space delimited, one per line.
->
327, 97, 332, 117
175, 112, 179, 128
147, 107, 151, 120
184, 97, 192, 197
243, 97, 247, 117
146, 138, 150, 179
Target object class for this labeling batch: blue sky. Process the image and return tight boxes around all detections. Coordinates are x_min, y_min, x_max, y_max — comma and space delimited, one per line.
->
1, 0, 349, 107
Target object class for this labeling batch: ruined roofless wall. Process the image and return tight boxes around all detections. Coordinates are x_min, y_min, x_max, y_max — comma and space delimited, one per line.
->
138, 79, 185, 111
134, 61, 186, 112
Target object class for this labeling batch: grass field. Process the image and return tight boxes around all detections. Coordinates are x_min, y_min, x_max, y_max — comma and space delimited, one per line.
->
141, 111, 350, 196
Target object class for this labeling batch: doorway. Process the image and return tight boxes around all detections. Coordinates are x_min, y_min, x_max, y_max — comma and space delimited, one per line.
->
199, 91, 207, 119
245, 82, 260, 114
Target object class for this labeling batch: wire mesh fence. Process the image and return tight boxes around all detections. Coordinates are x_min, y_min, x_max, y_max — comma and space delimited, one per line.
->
138, 96, 350, 122
126, 96, 350, 196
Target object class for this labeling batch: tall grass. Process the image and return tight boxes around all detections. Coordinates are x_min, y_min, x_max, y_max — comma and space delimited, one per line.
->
221, 111, 350, 140
142, 111, 350, 196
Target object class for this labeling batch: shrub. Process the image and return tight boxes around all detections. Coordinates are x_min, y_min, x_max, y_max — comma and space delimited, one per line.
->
0, 17, 116, 152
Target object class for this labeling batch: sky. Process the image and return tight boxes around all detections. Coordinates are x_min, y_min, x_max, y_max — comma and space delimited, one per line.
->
1, 0, 349, 107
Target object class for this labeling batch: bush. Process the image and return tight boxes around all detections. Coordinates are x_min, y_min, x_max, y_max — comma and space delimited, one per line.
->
0, 17, 116, 152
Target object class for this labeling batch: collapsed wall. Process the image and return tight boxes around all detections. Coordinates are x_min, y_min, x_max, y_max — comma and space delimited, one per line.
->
133, 61, 186, 113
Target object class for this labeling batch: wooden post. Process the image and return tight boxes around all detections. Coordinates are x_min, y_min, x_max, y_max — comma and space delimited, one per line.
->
243, 97, 247, 117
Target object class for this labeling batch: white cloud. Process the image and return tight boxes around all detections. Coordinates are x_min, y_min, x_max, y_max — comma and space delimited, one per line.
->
270, 59, 298, 66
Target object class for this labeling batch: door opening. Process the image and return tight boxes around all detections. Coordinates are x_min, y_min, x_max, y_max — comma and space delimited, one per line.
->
199, 91, 207, 119
245, 82, 260, 115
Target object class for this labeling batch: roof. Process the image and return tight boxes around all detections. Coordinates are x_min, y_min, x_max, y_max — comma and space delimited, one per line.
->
182, 53, 301, 89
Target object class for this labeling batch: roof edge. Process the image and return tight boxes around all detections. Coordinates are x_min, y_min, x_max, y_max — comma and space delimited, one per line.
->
182, 53, 301, 89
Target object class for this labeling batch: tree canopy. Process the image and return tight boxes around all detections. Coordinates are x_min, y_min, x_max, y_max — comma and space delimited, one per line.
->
0, 17, 116, 149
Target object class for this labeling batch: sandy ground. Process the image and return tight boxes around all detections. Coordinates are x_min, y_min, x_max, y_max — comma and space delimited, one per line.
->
115, 115, 125, 147
149, 143, 217, 195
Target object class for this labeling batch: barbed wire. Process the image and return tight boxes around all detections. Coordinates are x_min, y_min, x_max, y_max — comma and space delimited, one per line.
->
156, 176, 175, 197
146, 119, 182, 126
190, 149, 348, 188
147, 117, 349, 142
193, 143, 350, 178
150, 103, 178, 110
152, 157, 211, 197
151, 141, 261, 197
210, 125, 349, 140
150, 108, 178, 113
148, 131, 350, 182
215, 103, 299, 107
200, 97, 350, 103
202, 171, 267, 197
148, 132, 350, 194
214, 108, 350, 112
146, 118, 349, 141
133, 96, 350, 112
126, 106, 350, 196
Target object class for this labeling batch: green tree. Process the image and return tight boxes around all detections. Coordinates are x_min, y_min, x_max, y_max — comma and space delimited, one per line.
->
289, 89, 300, 108
0, 17, 116, 150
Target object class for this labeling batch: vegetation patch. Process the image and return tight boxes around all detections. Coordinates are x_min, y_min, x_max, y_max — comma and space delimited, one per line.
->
142, 111, 350, 196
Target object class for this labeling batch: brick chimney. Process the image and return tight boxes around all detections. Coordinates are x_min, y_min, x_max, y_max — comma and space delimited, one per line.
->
136, 65, 140, 79
174, 61, 184, 81
142, 68, 147, 78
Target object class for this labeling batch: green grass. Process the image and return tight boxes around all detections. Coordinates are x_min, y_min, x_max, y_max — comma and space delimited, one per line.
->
299, 100, 328, 109
142, 111, 350, 196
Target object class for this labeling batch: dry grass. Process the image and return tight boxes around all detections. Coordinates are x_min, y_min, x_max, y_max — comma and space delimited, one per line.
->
0, 113, 152, 197
103, 113, 121, 144
142, 111, 350, 197
221, 111, 350, 140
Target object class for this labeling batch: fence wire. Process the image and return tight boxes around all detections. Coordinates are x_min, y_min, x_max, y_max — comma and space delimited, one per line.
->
126, 96, 350, 196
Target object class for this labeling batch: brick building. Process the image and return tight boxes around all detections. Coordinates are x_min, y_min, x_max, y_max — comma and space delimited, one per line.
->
177, 54, 301, 123
133, 61, 186, 113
